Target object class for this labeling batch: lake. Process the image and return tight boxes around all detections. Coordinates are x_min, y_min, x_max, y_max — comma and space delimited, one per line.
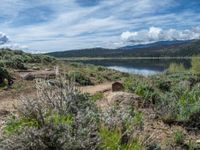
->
69, 58, 191, 76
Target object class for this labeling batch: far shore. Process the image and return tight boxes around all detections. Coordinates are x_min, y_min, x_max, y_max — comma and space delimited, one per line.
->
59, 56, 193, 61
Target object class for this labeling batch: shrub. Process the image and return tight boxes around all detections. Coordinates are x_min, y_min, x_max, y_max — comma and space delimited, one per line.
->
0, 48, 55, 69
173, 130, 185, 145
99, 126, 121, 149
99, 126, 142, 150
0, 61, 5, 67
3, 60, 27, 70
155, 82, 200, 128
68, 71, 93, 86
0, 78, 99, 150
99, 104, 144, 149
0, 67, 11, 86
91, 92, 104, 102
168, 63, 186, 73
187, 140, 199, 150
191, 56, 200, 73
124, 76, 159, 106
154, 79, 171, 92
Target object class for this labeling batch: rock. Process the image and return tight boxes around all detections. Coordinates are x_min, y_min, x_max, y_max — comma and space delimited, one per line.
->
178, 80, 191, 90
23, 73, 35, 80
32, 66, 40, 70
98, 92, 141, 108
0, 109, 10, 117
112, 82, 124, 92
22, 71, 56, 80
45, 68, 51, 71
196, 139, 200, 144
195, 83, 200, 88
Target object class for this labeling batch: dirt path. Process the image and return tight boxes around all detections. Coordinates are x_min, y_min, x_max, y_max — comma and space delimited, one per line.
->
0, 82, 113, 111
0, 84, 36, 111
79, 82, 113, 94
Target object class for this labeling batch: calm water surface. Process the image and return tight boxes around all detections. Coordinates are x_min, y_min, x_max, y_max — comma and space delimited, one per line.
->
70, 58, 191, 76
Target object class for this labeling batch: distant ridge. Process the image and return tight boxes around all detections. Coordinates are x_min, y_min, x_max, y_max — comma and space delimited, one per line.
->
47, 40, 200, 58
120, 40, 192, 50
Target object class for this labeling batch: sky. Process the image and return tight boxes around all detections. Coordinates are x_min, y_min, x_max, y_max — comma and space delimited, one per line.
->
0, 0, 200, 53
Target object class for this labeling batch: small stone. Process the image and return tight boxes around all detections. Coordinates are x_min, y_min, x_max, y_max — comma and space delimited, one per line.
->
196, 139, 200, 144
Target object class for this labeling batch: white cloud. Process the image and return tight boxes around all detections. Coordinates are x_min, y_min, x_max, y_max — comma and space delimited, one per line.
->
0, 32, 9, 44
0, 32, 28, 50
0, 43, 28, 50
0, 0, 199, 52
121, 26, 200, 44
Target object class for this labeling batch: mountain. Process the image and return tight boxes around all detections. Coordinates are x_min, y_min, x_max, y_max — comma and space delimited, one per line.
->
120, 40, 192, 50
47, 40, 200, 58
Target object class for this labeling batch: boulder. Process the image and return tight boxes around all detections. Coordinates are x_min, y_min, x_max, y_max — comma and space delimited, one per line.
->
178, 80, 191, 90
23, 73, 35, 80
112, 82, 124, 92
22, 71, 56, 80
0, 109, 10, 117
32, 66, 40, 70
97, 92, 141, 108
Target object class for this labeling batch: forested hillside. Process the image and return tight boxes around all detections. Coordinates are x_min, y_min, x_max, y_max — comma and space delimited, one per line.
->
47, 40, 200, 58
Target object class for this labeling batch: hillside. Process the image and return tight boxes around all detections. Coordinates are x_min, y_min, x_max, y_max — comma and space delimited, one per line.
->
47, 40, 200, 58
0, 48, 55, 69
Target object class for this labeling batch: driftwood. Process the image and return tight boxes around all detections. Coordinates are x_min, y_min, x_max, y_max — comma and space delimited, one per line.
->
21, 71, 56, 80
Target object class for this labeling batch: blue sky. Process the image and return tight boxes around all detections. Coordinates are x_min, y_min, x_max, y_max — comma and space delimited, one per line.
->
0, 0, 200, 53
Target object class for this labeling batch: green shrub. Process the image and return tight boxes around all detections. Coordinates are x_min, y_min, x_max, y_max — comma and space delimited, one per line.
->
3, 117, 39, 136
68, 71, 93, 86
0, 66, 12, 86
0, 48, 55, 69
99, 126, 121, 150
191, 56, 200, 73
173, 130, 185, 145
124, 76, 159, 105
168, 63, 186, 73
0, 61, 5, 67
155, 80, 171, 92
0, 78, 99, 149
187, 140, 199, 150
91, 92, 104, 102
155, 81, 200, 127
100, 103, 144, 149
99, 126, 142, 150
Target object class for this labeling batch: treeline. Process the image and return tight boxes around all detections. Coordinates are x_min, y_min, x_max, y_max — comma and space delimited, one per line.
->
47, 40, 200, 58
0, 48, 55, 69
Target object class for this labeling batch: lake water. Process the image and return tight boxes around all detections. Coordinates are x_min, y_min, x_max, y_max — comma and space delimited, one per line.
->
70, 58, 191, 76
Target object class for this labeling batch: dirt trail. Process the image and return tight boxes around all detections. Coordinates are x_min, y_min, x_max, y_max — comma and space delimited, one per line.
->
0, 82, 113, 111
79, 82, 113, 94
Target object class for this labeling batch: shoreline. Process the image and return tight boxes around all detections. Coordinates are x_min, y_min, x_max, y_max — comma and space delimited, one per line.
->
59, 57, 193, 61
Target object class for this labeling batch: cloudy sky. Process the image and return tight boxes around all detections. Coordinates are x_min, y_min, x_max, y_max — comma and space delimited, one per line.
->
0, 0, 200, 53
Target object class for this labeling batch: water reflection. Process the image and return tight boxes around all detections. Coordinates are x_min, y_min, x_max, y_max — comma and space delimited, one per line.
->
108, 66, 160, 76
68, 58, 191, 76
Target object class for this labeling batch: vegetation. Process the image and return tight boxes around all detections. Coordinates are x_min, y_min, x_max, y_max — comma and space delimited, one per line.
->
124, 71, 200, 129
173, 130, 185, 145
0, 48, 55, 69
91, 92, 104, 102
168, 63, 186, 72
65, 62, 128, 85
124, 75, 159, 106
0, 78, 147, 150
47, 40, 200, 58
1, 48, 200, 149
191, 56, 200, 73
0, 78, 99, 149
67, 71, 93, 86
